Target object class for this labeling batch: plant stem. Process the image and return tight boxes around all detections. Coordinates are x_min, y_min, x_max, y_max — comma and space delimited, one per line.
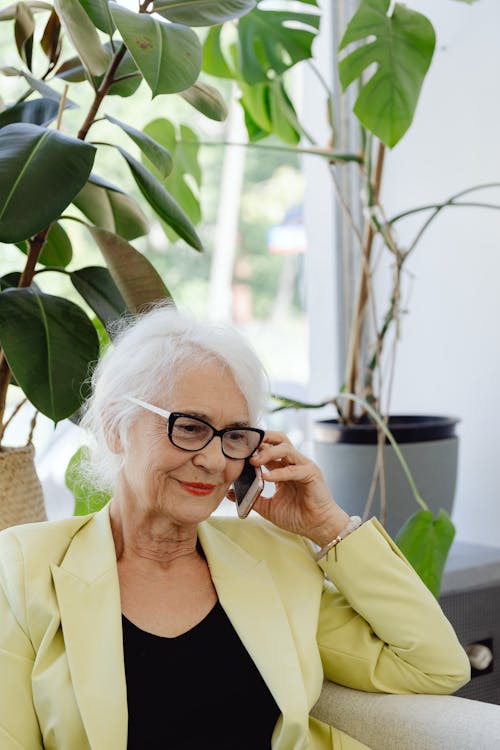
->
344, 142, 386, 421
77, 43, 127, 141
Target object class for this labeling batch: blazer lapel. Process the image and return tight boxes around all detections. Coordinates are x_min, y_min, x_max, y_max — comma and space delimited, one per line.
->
198, 521, 310, 744
51, 506, 127, 750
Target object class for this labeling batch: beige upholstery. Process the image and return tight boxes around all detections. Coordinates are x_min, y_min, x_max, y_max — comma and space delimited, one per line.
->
311, 680, 500, 750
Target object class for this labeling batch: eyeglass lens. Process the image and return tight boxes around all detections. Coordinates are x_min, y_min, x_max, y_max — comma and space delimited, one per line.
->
171, 416, 261, 458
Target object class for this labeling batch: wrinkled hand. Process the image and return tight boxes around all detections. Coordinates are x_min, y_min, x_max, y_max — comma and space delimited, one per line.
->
228, 430, 350, 546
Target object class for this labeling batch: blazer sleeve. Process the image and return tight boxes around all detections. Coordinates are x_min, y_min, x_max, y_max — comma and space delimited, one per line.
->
314, 518, 471, 695
0, 531, 44, 749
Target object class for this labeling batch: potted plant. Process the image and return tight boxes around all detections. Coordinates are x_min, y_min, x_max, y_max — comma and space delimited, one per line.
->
199, 0, 500, 594
0, 0, 257, 529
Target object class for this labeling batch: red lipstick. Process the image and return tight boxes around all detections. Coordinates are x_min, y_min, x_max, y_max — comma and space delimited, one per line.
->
178, 481, 216, 497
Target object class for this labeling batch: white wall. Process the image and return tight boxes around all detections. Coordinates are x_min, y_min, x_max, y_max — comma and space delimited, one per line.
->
305, 0, 500, 545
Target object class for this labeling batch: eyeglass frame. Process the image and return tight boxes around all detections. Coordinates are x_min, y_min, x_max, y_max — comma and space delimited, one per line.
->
125, 396, 265, 460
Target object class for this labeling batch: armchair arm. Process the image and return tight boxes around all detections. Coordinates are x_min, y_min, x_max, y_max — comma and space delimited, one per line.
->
311, 680, 500, 750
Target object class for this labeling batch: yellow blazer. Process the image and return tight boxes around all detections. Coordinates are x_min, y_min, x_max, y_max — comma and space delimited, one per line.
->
0, 506, 469, 750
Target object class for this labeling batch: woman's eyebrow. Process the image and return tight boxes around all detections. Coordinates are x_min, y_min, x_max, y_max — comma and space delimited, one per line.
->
177, 410, 251, 427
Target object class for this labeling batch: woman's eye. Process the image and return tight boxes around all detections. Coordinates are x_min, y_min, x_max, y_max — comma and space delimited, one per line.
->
226, 430, 246, 442
177, 422, 204, 434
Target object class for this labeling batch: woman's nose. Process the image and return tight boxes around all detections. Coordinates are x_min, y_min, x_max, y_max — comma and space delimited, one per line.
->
192, 436, 227, 471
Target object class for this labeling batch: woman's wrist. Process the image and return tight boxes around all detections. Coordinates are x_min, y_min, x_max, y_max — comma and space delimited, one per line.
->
313, 515, 363, 561
307, 508, 352, 547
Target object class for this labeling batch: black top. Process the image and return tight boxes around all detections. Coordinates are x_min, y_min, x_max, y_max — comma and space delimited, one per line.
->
122, 601, 281, 749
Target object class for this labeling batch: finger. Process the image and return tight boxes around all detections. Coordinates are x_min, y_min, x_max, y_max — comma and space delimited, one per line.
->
260, 430, 293, 446
261, 463, 317, 484
226, 489, 236, 502
253, 442, 307, 467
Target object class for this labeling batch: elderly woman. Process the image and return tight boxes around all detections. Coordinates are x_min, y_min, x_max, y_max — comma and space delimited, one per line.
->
0, 305, 469, 750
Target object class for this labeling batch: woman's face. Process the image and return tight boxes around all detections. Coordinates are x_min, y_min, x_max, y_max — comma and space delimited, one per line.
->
116, 362, 251, 525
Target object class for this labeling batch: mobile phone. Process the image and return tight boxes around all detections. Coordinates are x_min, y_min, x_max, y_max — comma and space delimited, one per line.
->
233, 459, 264, 519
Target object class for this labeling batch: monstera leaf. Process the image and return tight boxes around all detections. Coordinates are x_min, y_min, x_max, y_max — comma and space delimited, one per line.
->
236, 1, 320, 84
338, 0, 436, 147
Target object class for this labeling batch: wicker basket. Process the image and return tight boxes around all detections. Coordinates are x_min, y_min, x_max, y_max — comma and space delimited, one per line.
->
0, 444, 47, 531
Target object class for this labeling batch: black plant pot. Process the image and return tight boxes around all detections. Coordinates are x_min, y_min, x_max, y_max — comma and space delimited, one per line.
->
313, 415, 460, 539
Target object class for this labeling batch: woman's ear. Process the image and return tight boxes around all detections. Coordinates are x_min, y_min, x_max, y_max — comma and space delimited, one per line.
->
101, 412, 122, 455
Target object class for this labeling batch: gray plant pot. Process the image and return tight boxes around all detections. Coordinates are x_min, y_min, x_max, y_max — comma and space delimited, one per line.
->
313, 416, 459, 539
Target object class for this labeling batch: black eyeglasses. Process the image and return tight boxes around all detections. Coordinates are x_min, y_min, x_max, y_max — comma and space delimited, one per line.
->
126, 397, 265, 459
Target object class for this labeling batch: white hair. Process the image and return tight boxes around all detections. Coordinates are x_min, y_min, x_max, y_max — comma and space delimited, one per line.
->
79, 302, 270, 492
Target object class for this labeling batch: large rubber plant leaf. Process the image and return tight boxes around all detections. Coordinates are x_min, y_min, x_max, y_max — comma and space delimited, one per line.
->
54, 0, 109, 76
14, 1, 35, 70
142, 118, 201, 240
0, 2, 52, 20
110, 4, 201, 97
88, 227, 172, 312
70, 265, 127, 329
73, 178, 149, 240
0, 287, 100, 421
179, 81, 228, 121
395, 509, 455, 598
237, 5, 320, 84
40, 7, 62, 65
153, 0, 255, 26
79, 0, 115, 36
66, 446, 111, 515
0, 98, 60, 128
0, 122, 96, 243
338, 0, 436, 148
20, 70, 78, 108
105, 114, 173, 178
117, 146, 202, 251
16, 221, 72, 266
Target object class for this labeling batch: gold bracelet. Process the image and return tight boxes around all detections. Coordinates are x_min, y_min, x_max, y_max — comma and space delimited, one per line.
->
314, 515, 362, 562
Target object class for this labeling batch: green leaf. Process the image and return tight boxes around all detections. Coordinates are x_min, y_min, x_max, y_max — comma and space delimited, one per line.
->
65, 446, 111, 515
54, 0, 110, 76
0, 122, 95, 243
338, 0, 436, 147
18, 70, 78, 108
395, 509, 456, 597
79, 0, 115, 36
105, 114, 173, 178
153, 0, 256, 26
237, 6, 320, 84
40, 7, 62, 65
15, 2, 35, 70
142, 118, 201, 238
0, 287, 100, 421
179, 80, 228, 121
239, 79, 300, 144
70, 265, 127, 328
39, 221, 72, 266
0, 2, 52, 20
54, 55, 87, 82
0, 98, 60, 128
110, 4, 201, 97
87, 227, 173, 312
16, 221, 73, 266
117, 146, 203, 250
202, 25, 233, 78
73, 177, 150, 240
